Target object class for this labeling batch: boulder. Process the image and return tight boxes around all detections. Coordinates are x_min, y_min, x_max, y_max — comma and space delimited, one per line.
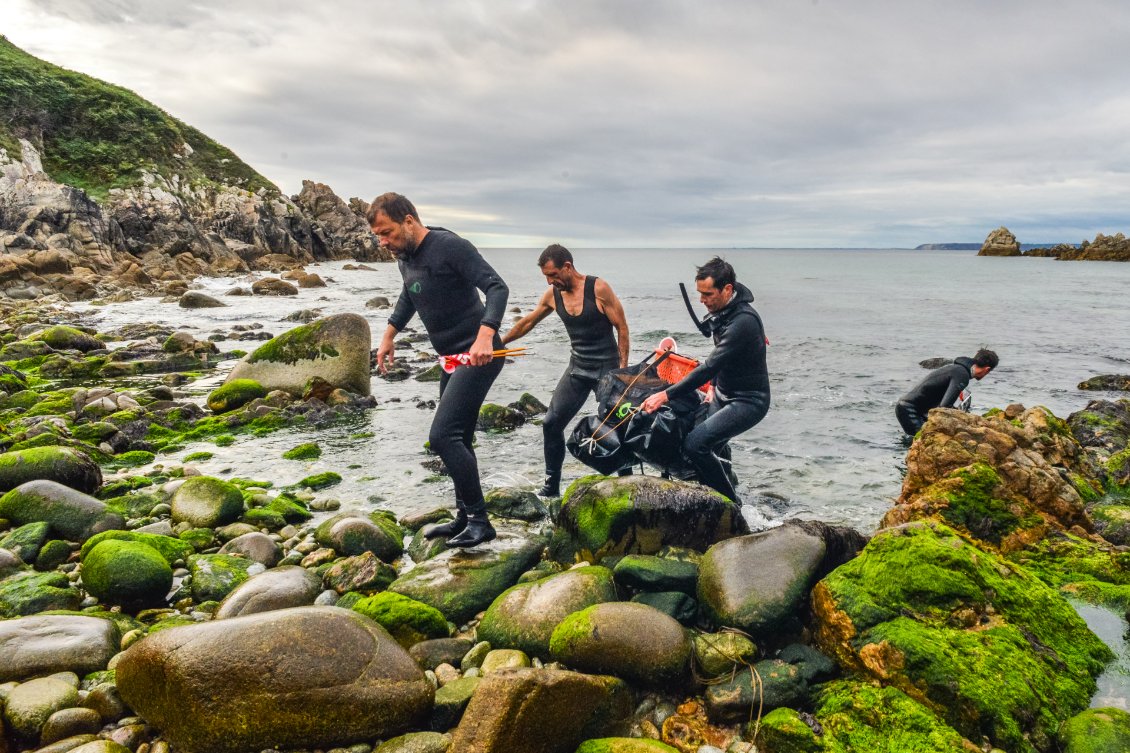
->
978, 226, 1021, 256
1068, 399, 1130, 452
226, 313, 372, 396
40, 707, 102, 744
80, 539, 172, 607
0, 570, 80, 617
550, 475, 748, 564
179, 291, 226, 308
315, 512, 403, 562
170, 476, 244, 528
389, 530, 548, 624
484, 487, 549, 522
33, 326, 101, 353
1060, 707, 1130, 753
0, 448, 103, 496
187, 553, 256, 602
409, 637, 474, 671
350, 592, 450, 649
478, 566, 618, 657
0, 522, 49, 564
323, 551, 398, 594
115, 606, 433, 753
252, 277, 299, 296
215, 565, 322, 619
3, 676, 79, 741
375, 731, 453, 753
692, 631, 757, 678
0, 614, 119, 682
206, 378, 267, 414
629, 591, 697, 625
812, 521, 1111, 752
449, 668, 631, 753
612, 554, 698, 594
0, 480, 123, 543
1078, 375, 1130, 392
705, 659, 811, 722
79, 530, 192, 564
549, 602, 690, 686
697, 520, 864, 635
218, 531, 281, 567
477, 404, 526, 432
431, 675, 481, 730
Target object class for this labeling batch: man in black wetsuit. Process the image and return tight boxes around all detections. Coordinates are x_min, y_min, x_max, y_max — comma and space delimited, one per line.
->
641, 257, 769, 505
896, 349, 999, 436
369, 193, 509, 548
501, 244, 630, 497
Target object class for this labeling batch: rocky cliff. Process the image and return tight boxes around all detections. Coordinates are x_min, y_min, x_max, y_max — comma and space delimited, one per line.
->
0, 36, 389, 301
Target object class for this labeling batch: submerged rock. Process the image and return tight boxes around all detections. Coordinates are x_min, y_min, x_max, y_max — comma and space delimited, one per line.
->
115, 606, 433, 753
812, 521, 1111, 752
226, 313, 372, 396
550, 475, 748, 564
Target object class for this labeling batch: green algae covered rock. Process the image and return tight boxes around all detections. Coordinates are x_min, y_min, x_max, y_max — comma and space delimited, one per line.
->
33, 325, 102, 353
80, 530, 193, 565
575, 740, 680, 753
0, 447, 103, 495
170, 476, 244, 528
0, 521, 50, 563
206, 378, 266, 414
187, 553, 255, 602
1006, 530, 1130, 609
1060, 707, 1130, 753
549, 601, 691, 686
389, 530, 548, 624
0, 480, 124, 543
813, 522, 1112, 753
478, 565, 618, 657
226, 313, 372, 396
298, 470, 342, 490
351, 591, 449, 648
3, 675, 80, 739
375, 731, 453, 753
477, 403, 526, 432
550, 475, 748, 564
80, 539, 172, 607
755, 680, 972, 753
612, 553, 698, 594
0, 569, 80, 617
315, 512, 403, 561
1090, 503, 1130, 546
116, 606, 433, 753
282, 441, 321, 460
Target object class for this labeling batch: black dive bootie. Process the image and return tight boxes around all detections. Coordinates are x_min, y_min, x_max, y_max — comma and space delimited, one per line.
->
537, 470, 561, 498
446, 507, 496, 548
424, 503, 467, 539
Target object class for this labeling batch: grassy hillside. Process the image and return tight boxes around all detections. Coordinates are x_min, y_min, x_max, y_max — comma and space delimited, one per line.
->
0, 36, 277, 200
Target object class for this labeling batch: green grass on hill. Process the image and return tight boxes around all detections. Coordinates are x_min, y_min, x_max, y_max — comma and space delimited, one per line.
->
0, 36, 277, 201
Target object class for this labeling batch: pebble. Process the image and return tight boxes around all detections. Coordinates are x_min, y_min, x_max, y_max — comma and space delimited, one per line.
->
434, 663, 461, 686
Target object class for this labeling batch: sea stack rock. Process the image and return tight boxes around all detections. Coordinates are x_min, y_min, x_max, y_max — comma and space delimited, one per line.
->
978, 226, 1021, 256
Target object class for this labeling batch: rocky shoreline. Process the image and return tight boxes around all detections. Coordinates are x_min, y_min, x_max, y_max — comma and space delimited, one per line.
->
977, 226, 1130, 262
0, 293, 1126, 753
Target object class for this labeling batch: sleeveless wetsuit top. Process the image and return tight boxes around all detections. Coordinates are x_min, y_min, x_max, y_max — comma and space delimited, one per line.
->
554, 275, 619, 367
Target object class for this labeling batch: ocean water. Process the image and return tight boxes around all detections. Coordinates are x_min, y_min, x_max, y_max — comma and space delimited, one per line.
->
71, 248, 1130, 532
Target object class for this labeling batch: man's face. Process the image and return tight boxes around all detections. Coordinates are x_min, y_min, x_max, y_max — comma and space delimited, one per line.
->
541, 260, 574, 290
697, 277, 734, 313
972, 365, 992, 380
370, 211, 418, 257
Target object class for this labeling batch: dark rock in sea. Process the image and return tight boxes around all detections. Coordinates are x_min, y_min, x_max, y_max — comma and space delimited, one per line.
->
179, 291, 226, 308
918, 357, 950, 369
1078, 374, 1130, 391
116, 606, 433, 753
251, 277, 299, 296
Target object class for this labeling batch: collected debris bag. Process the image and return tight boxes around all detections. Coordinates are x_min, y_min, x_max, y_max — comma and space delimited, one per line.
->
567, 414, 633, 475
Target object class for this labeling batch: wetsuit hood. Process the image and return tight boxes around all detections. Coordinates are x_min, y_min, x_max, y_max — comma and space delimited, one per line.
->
953, 356, 974, 375
703, 282, 755, 333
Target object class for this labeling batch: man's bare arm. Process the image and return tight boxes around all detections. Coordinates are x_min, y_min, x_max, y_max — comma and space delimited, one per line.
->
595, 279, 630, 367
501, 288, 556, 345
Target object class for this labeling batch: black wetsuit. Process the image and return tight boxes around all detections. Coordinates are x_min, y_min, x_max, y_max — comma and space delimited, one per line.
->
542, 276, 621, 487
896, 356, 973, 435
666, 283, 769, 503
387, 227, 509, 513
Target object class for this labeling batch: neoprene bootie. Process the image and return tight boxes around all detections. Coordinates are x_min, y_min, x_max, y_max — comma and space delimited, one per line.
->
446, 511, 496, 548
537, 471, 561, 498
425, 503, 467, 539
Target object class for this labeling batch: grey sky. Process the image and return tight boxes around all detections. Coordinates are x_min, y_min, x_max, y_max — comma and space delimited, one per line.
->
6, 0, 1130, 247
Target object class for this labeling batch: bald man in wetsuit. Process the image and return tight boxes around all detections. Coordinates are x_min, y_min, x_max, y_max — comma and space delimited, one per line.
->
502, 244, 630, 497
896, 349, 999, 436
370, 192, 509, 548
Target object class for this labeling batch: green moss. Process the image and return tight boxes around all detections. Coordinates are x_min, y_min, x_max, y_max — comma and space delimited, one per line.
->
103, 450, 155, 469
1105, 449, 1130, 495
95, 476, 154, 499
1007, 531, 1130, 609
350, 591, 449, 648
247, 320, 337, 365
187, 553, 254, 602
183, 451, 213, 462
755, 707, 822, 753
547, 608, 595, 657
213, 435, 235, 447
297, 471, 341, 490
282, 442, 321, 460
81, 530, 193, 564
0, 570, 80, 617
177, 527, 216, 551
1059, 707, 1130, 753
0, 389, 40, 410
574, 740, 680, 753
101, 491, 161, 519
81, 539, 172, 607
206, 379, 266, 414
936, 463, 1031, 544
0, 36, 277, 199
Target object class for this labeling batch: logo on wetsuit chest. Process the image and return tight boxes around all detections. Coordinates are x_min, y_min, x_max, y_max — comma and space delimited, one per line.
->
408, 281, 422, 294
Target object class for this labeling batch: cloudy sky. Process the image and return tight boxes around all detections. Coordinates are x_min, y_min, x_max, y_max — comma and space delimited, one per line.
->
6, 0, 1130, 247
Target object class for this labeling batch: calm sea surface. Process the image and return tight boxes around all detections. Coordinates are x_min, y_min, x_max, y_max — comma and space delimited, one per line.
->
71, 248, 1130, 532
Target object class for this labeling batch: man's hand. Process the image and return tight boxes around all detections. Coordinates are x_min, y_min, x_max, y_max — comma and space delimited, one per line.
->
376, 336, 396, 374
468, 326, 496, 367
641, 390, 669, 414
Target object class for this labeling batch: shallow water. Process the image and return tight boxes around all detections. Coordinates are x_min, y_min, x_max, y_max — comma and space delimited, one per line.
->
68, 248, 1130, 532
1070, 600, 1130, 710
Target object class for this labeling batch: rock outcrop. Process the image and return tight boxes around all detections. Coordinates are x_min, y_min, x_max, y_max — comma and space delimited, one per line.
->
977, 226, 1021, 256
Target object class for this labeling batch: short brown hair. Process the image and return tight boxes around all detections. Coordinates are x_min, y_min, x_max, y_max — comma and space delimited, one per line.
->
366, 192, 420, 225
973, 349, 999, 370
537, 244, 573, 268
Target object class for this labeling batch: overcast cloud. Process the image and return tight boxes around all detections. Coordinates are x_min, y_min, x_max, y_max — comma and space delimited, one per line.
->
6, 0, 1130, 247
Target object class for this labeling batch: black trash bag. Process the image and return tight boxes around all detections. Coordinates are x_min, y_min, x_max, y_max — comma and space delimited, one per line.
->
623, 404, 690, 471
595, 353, 673, 421
567, 414, 634, 475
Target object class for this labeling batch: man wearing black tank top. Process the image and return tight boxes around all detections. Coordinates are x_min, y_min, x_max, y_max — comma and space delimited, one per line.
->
502, 244, 630, 497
